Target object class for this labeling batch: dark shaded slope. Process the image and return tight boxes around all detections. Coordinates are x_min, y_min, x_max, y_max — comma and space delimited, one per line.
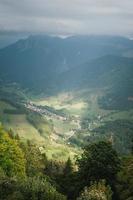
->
0, 35, 133, 90
0, 35, 133, 103
59, 55, 133, 110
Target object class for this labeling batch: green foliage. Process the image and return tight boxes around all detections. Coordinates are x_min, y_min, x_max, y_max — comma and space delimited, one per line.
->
77, 180, 112, 200
26, 112, 43, 130
0, 176, 66, 200
3, 108, 25, 115
116, 155, 133, 200
0, 126, 26, 177
63, 157, 73, 175
93, 120, 133, 154
26, 112, 53, 136
58, 157, 75, 199
0, 125, 67, 199
44, 159, 64, 178
18, 177, 67, 200
1, 119, 133, 200
77, 141, 121, 187
0, 167, 6, 178
21, 142, 45, 177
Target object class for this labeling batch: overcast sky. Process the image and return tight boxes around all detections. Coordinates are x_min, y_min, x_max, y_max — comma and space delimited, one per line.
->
0, 0, 133, 37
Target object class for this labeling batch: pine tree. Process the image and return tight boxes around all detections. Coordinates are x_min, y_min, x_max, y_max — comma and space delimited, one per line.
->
63, 157, 73, 175
77, 141, 121, 187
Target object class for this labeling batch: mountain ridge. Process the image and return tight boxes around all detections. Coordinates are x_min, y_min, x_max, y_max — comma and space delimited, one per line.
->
0, 35, 133, 109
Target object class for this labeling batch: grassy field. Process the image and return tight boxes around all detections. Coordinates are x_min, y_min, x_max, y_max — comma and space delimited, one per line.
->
0, 98, 80, 160
52, 118, 76, 133
33, 89, 133, 132
6, 114, 44, 141
1, 88, 132, 159
34, 92, 87, 117
43, 142, 80, 161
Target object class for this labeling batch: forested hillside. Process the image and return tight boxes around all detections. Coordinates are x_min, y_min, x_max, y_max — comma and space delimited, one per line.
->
0, 35, 133, 92
0, 126, 133, 200
0, 35, 133, 199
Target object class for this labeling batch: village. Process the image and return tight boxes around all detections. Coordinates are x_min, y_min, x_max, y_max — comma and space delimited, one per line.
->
23, 101, 106, 143
24, 101, 67, 121
24, 101, 83, 141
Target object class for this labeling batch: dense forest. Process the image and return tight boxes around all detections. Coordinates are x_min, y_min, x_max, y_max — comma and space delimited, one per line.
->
0, 0, 133, 199
0, 125, 133, 200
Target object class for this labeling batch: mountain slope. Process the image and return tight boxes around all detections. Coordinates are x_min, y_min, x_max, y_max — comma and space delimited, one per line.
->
0, 35, 133, 110
59, 55, 133, 110
0, 35, 133, 92
0, 35, 133, 155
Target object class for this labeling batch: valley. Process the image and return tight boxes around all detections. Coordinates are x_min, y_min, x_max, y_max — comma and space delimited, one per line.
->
0, 83, 133, 159
0, 35, 133, 160
1, 0, 133, 198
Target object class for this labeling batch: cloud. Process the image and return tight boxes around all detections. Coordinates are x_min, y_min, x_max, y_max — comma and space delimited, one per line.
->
0, 0, 133, 36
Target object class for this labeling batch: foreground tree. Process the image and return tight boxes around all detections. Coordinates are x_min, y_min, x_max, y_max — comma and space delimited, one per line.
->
21, 142, 45, 177
77, 180, 112, 200
0, 126, 26, 177
77, 141, 121, 189
0, 176, 67, 200
116, 155, 133, 200
58, 157, 76, 199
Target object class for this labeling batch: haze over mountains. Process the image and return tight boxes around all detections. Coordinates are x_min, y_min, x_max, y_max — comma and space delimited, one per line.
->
1, 1, 133, 199
0, 35, 133, 110
0, 34, 133, 199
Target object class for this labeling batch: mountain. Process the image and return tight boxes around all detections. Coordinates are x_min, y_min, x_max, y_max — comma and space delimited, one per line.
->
59, 55, 133, 87
0, 35, 133, 91
0, 35, 133, 109
0, 34, 133, 156
58, 55, 133, 110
